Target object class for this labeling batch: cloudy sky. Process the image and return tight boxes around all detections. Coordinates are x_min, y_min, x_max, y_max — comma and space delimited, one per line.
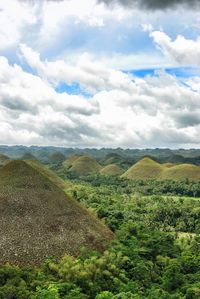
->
0, 0, 200, 148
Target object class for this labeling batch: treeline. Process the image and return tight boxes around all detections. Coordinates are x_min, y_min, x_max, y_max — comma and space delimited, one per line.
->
58, 171, 200, 198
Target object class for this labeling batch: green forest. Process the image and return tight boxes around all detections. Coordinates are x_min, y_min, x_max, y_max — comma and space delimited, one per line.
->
1, 166, 200, 298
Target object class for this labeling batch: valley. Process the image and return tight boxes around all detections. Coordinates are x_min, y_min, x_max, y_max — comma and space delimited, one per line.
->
0, 148, 200, 298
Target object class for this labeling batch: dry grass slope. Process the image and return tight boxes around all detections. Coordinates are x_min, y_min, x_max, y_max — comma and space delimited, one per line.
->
26, 160, 68, 190
122, 157, 200, 181
100, 164, 123, 176
162, 164, 200, 181
122, 157, 163, 179
63, 154, 82, 169
69, 155, 102, 176
0, 161, 113, 265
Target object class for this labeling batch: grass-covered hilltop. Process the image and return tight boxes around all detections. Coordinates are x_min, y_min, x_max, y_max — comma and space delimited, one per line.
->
0, 160, 113, 265
1, 147, 200, 298
122, 157, 200, 181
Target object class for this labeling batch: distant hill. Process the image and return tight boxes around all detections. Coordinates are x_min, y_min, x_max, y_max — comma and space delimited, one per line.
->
122, 157, 163, 180
63, 154, 82, 169
21, 152, 36, 160
122, 157, 200, 181
102, 153, 124, 165
0, 154, 9, 167
162, 164, 200, 181
100, 164, 123, 176
0, 160, 113, 265
49, 152, 66, 164
101, 153, 134, 169
68, 156, 102, 176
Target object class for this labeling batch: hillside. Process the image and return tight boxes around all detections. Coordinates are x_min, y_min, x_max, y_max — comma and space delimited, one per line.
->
49, 152, 66, 164
122, 157, 200, 181
102, 153, 124, 165
0, 154, 9, 167
0, 161, 113, 265
162, 164, 200, 181
26, 160, 68, 190
21, 152, 36, 160
100, 164, 123, 176
63, 154, 82, 169
69, 155, 102, 176
122, 157, 163, 179
101, 153, 133, 169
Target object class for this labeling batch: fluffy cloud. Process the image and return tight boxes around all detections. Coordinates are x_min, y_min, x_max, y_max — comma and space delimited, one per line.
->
19, 44, 135, 93
150, 30, 200, 66
0, 0, 37, 50
0, 0, 128, 54
0, 49, 200, 147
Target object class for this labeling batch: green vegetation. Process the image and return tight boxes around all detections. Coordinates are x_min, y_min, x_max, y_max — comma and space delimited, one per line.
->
1, 146, 200, 165
49, 152, 66, 165
21, 152, 37, 160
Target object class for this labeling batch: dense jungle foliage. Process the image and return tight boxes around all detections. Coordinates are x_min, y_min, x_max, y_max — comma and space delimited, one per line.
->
1, 174, 200, 298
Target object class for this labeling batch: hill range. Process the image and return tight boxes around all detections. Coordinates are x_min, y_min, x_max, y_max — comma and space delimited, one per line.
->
63, 154, 200, 181
122, 157, 200, 181
0, 160, 113, 265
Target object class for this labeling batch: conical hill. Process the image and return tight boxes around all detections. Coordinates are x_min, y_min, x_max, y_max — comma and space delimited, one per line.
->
122, 157, 162, 179
122, 157, 200, 181
69, 155, 102, 176
100, 164, 123, 176
0, 161, 113, 265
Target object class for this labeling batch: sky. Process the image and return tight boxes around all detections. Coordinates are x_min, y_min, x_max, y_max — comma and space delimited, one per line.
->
0, 0, 200, 148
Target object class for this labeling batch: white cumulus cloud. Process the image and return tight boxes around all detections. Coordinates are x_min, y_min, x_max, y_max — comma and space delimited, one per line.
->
0, 49, 200, 147
150, 30, 200, 66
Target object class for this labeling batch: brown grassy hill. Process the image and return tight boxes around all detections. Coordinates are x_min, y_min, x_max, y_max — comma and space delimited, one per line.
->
0, 161, 113, 265
100, 164, 123, 176
63, 154, 82, 169
26, 160, 68, 190
162, 164, 200, 181
122, 157, 163, 180
122, 157, 200, 181
163, 163, 175, 168
69, 155, 102, 176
